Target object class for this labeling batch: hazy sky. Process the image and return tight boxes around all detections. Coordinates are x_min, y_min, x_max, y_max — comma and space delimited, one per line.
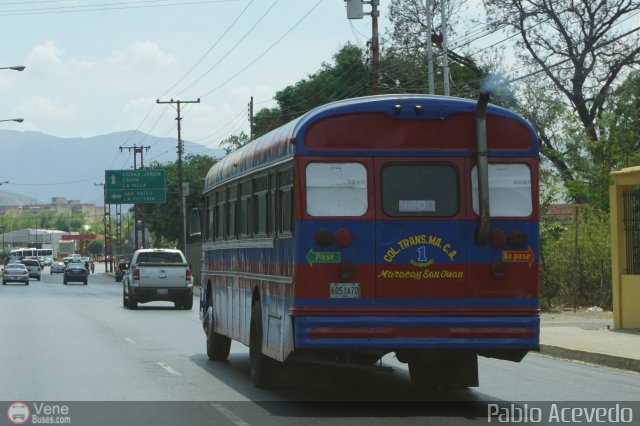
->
1, 0, 393, 153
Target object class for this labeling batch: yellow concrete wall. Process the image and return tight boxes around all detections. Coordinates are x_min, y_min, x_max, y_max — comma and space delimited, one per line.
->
610, 166, 640, 329
620, 275, 640, 328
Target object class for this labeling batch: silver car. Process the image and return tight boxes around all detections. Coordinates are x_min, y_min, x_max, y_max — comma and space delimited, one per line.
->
21, 259, 41, 281
2, 263, 30, 285
50, 261, 66, 274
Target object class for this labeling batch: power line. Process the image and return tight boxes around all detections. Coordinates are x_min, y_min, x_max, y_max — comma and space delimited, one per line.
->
175, 0, 280, 97
159, 0, 255, 98
198, 0, 322, 99
0, 0, 239, 17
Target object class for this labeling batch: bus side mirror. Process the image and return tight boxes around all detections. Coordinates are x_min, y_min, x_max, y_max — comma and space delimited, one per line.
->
189, 208, 202, 237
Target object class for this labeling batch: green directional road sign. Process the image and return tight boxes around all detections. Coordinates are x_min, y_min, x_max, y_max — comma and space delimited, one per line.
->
105, 169, 166, 204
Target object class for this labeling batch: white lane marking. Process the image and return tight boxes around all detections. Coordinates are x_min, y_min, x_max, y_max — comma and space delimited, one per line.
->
124, 337, 135, 344
210, 404, 250, 426
157, 361, 182, 376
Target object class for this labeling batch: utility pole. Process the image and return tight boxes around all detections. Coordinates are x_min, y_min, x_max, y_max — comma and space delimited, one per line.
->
95, 182, 112, 272
371, 1, 380, 94
119, 145, 150, 249
426, 0, 435, 94
248, 96, 254, 140
156, 98, 200, 253
441, 0, 450, 96
344, 0, 380, 94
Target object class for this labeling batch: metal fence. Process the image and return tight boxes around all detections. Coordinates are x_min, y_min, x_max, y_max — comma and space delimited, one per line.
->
623, 187, 640, 275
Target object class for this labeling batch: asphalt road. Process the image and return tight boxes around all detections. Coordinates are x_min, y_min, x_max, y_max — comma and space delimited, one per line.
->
1, 266, 639, 425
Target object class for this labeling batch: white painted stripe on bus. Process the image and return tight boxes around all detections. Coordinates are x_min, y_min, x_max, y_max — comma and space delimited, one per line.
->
202, 270, 293, 283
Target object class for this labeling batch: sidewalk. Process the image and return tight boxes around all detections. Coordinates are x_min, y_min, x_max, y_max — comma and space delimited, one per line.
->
540, 310, 640, 373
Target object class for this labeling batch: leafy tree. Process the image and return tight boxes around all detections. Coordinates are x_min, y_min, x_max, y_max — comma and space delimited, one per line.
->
1, 212, 86, 233
386, 1, 486, 88
252, 43, 370, 137
483, 0, 640, 205
141, 154, 216, 247
219, 131, 250, 155
86, 239, 104, 256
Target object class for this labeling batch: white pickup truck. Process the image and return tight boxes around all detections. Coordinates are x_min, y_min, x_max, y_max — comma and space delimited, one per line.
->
122, 248, 193, 310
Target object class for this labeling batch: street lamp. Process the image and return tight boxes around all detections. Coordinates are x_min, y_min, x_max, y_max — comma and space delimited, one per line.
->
0, 65, 25, 71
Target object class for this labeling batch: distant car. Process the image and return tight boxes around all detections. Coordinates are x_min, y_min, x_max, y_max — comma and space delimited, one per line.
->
50, 261, 66, 274
2, 263, 30, 285
64, 262, 88, 285
44, 256, 53, 266
21, 258, 41, 281
115, 259, 129, 282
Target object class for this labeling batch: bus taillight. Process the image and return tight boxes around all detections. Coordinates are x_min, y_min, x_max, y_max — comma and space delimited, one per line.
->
315, 229, 334, 247
509, 230, 528, 248
334, 228, 353, 248
490, 229, 507, 248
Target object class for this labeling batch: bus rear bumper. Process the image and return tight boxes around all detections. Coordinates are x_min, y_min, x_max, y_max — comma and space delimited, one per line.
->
293, 315, 539, 350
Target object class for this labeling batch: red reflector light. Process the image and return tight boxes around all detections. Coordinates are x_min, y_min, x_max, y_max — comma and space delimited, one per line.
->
334, 227, 353, 248
490, 229, 507, 248
315, 229, 334, 247
492, 262, 507, 279
338, 261, 355, 280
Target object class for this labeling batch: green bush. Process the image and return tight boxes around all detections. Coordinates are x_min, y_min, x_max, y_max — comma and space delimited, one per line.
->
540, 205, 612, 309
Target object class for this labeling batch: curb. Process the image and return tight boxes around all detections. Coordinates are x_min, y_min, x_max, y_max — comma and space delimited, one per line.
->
540, 344, 640, 373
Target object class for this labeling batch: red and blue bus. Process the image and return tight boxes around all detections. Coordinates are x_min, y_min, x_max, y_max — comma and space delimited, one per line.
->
198, 93, 539, 388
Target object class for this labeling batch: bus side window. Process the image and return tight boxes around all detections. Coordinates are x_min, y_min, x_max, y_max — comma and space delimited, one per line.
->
227, 185, 237, 239
206, 194, 214, 241
269, 172, 278, 236
239, 180, 252, 238
253, 175, 268, 236
216, 189, 226, 240
279, 168, 293, 235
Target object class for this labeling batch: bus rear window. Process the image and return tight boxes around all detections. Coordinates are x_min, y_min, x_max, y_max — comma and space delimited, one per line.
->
382, 164, 458, 217
471, 163, 532, 217
306, 163, 368, 217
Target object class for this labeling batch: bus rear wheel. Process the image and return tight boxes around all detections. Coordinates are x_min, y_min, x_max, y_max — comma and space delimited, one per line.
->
206, 297, 231, 360
249, 300, 273, 388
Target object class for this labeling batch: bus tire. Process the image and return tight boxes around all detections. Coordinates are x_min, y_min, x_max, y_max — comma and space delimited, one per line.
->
206, 328, 231, 361
249, 300, 273, 388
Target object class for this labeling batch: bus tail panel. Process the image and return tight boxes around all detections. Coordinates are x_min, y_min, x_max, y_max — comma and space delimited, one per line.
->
293, 315, 539, 351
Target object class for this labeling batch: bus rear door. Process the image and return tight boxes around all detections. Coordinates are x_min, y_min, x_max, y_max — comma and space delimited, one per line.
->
374, 158, 468, 303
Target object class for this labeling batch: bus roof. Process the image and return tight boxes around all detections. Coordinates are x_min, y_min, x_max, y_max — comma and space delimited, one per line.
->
204, 94, 537, 192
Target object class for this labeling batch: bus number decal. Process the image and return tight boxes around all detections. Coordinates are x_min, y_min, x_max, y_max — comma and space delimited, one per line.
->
383, 233, 458, 263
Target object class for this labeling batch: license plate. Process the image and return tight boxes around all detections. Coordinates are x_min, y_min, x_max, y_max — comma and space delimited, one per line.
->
157, 289, 169, 295
329, 283, 360, 298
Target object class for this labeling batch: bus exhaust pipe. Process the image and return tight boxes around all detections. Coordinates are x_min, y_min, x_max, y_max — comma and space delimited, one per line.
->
475, 91, 491, 246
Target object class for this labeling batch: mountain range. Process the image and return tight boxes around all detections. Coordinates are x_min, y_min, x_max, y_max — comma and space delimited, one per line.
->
0, 130, 224, 206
